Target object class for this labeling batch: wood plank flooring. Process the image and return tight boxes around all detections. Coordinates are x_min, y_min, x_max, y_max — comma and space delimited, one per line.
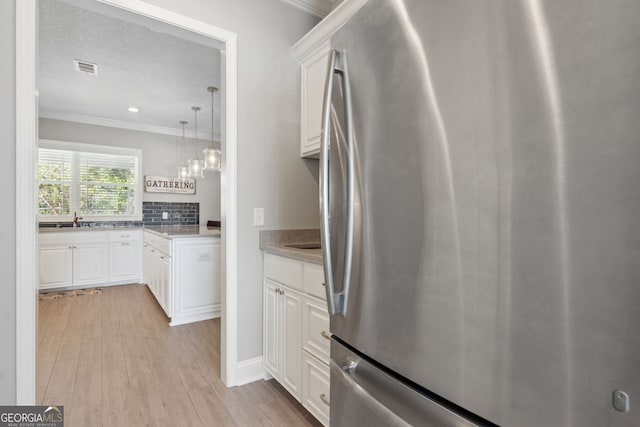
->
38, 284, 321, 427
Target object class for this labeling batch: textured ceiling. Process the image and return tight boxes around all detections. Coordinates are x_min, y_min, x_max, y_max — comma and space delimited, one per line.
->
39, 0, 222, 140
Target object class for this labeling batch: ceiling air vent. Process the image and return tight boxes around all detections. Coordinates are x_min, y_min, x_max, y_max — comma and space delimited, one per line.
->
73, 59, 98, 75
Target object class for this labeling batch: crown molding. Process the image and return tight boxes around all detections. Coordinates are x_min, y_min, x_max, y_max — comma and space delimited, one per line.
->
39, 109, 221, 140
280, 0, 332, 18
292, 0, 368, 59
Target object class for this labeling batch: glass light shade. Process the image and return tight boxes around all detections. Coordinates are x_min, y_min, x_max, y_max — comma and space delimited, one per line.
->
188, 158, 205, 178
178, 165, 189, 179
203, 147, 221, 172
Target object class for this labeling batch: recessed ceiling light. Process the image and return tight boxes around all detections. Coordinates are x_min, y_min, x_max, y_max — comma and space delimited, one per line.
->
128, 106, 139, 113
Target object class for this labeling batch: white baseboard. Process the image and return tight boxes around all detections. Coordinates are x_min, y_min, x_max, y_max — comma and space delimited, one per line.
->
236, 356, 265, 386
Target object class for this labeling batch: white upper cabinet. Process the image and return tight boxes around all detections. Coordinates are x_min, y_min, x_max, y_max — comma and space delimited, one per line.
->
292, 0, 369, 158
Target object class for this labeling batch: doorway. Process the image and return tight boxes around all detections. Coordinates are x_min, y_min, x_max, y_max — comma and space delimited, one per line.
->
16, 0, 240, 403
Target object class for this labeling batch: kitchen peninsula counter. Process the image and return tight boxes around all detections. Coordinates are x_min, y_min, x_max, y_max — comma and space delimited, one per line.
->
143, 224, 221, 326
144, 224, 220, 239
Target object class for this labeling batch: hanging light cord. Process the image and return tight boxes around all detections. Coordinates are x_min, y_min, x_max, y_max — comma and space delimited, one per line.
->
211, 88, 215, 148
194, 107, 199, 157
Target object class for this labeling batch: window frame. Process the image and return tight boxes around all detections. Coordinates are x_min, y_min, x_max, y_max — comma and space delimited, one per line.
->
38, 139, 143, 222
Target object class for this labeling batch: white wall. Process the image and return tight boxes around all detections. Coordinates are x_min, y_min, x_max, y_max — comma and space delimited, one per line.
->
39, 118, 221, 224
0, 0, 17, 404
133, 0, 321, 361
2, 0, 320, 398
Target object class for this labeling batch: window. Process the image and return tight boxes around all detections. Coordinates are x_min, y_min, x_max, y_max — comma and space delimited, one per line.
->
38, 140, 142, 221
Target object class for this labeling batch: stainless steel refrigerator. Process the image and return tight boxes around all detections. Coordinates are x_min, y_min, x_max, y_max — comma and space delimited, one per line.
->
319, 0, 640, 425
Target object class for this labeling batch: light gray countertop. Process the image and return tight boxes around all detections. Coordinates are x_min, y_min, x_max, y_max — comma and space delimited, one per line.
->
259, 229, 323, 265
144, 225, 221, 239
39, 225, 143, 233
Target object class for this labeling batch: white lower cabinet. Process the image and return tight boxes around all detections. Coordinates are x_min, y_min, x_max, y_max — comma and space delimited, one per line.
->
39, 229, 141, 290
143, 241, 171, 317
263, 280, 303, 400
73, 244, 109, 286
263, 253, 330, 425
107, 230, 143, 285
39, 246, 73, 289
143, 231, 221, 326
282, 288, 303, 398
302, 351, 331, 426
263, 280, 280, 378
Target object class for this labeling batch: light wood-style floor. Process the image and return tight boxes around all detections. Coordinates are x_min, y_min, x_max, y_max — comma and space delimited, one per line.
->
38, 284, 321, 427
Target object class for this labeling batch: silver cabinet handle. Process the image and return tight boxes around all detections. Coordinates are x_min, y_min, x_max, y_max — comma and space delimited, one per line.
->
320, 393, 330, 406
320, 49, 355, 316
321, 330, 331, 340
121, 242, 130, 246
121, 234, 130, 238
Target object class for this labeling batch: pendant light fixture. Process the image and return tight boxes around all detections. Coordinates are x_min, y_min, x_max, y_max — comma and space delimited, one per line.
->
203, 86, 222, 172
188, 106, 205, 179
177, 120, 189, 179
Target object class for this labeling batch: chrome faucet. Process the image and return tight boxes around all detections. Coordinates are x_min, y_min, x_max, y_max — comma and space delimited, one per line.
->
72, 211, 83, 228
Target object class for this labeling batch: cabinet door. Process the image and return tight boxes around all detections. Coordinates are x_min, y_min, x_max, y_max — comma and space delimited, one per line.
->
303, 295, 331, 364
302, 352, 330, 426
281, 286, 303, 401
263, 280, 280, 379
73, 244, 108, 286
159, 253, 171, 316
301, 42, 330, 157
39, 246, 73, 289
109, 241, 141, 283
143, 245, 151, 291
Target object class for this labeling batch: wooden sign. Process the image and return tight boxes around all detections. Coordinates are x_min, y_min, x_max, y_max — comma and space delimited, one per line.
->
144, 176, 196, 194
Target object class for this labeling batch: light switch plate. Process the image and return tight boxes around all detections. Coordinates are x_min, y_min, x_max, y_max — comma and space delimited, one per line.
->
162, 211, 168, 219
253, 208, 264, 226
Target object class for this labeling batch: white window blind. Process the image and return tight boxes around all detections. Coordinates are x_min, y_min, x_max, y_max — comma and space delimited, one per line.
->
38, 141, 142, 221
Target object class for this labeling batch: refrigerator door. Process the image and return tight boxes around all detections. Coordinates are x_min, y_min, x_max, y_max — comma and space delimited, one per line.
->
331, 338, 480, 427
324, 0, 640, 425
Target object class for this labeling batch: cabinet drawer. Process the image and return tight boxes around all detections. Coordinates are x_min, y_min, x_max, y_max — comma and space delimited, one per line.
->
303, 262, 326, 300
264, 253, 303, 291
109, 229, 142, 242
303, 295, 330, 364
302, 352, 330, 426
40, 230, 108, 246
144, 232, 170, 255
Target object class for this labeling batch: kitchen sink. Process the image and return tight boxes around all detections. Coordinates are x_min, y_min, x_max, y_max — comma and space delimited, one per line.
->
284, 242, 322, 250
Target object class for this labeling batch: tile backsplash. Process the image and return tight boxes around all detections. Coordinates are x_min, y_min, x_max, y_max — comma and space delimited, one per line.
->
142, 201, 199, 225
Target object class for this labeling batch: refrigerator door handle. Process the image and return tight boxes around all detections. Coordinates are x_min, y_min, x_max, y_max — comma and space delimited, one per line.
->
320, 49, 355, 316
320, 49, 338, 314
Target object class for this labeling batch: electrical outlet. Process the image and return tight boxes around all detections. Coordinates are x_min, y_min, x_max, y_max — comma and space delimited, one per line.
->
162, 211, 168, 219
253, 208, 264, 226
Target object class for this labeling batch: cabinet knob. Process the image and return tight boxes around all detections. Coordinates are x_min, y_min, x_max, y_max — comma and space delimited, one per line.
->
320, 393, 330, 406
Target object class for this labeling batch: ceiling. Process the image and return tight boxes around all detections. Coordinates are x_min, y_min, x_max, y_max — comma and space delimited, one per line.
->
39, 0, 222, 140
